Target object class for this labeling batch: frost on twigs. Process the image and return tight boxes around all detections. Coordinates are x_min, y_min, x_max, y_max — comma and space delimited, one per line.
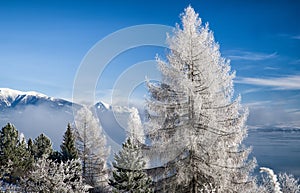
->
279, 173, 300, 193
260, 167, 282, 193
260, 167, 300, 193
21, 156, 87, 192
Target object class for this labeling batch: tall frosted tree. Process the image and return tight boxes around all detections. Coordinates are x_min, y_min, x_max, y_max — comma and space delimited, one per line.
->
74, 106, 110, 191
146, 6, 256, 192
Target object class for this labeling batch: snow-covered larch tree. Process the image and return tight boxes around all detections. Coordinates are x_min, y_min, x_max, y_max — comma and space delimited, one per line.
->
145, 6, 256, 192
74, 106, 110, 191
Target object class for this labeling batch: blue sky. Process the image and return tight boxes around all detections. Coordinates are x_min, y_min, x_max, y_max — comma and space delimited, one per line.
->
1, 0, 300, 128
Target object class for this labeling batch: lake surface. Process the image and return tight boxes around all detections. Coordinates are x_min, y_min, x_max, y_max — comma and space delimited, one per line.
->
244, 128, 300, 179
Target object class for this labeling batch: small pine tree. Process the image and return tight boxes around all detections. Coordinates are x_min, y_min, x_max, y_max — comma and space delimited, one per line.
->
32, 133, 53, 160
109, 137, 153, 193
0, 123, 19, 166
14, 134, 34, 180
27, 138, 34, 156
60, 123, 78, 162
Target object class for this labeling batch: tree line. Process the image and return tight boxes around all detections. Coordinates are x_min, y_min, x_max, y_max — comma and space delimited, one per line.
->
0, 106, 152, 193
0, 122, 86, 192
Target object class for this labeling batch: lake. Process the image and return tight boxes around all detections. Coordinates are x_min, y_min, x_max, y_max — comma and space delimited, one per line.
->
244, 128, 300, 179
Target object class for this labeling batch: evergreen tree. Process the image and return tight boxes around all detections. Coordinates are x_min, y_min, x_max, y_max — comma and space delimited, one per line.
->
0, 123, 33, 184
60, 123, 78, 162
109, 137, 153, 193
146, 6, 256, 192
27, 138, 34, 156
32, 133, 53, 160
0, 123, 19, 166
0, 160, 13, 180
49, 150, 62, 162
14, 133, 34, 180
74, 106, 110, 191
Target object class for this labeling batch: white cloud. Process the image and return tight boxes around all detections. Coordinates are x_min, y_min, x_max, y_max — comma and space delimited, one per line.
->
236, 75, 300, 90
224, 50, 277, 61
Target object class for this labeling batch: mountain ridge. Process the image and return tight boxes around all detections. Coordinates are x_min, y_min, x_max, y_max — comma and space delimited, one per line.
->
0, 88, 126, 154
0, 88, 78, 110
0, 88, 112, 113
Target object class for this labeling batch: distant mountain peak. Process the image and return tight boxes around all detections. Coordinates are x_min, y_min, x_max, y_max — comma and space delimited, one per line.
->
95, 100, 111, 111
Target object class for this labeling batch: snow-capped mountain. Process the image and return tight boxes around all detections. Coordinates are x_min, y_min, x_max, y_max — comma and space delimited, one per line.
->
0, 88, 74, 110
0, 88, 128, 155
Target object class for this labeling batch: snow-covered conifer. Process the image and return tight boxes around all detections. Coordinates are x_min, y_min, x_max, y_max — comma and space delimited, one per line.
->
109, 137, 153, 193
145, 6, 256, 192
